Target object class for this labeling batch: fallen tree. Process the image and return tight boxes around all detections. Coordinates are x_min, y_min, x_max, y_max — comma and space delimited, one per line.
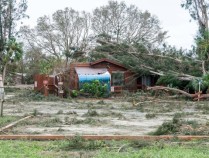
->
147, 86, 203, 100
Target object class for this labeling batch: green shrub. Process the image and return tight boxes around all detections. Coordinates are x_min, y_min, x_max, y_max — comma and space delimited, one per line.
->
80, 80, 108, 98
71, 90, 79, 98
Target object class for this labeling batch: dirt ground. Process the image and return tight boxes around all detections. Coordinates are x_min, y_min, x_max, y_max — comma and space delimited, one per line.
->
2, 87, 209, 136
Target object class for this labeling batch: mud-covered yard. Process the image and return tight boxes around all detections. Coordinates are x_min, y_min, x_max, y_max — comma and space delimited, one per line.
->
2, 88, 209, 136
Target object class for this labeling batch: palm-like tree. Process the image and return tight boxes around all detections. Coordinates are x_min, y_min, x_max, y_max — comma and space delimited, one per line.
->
1, 38, 23, 83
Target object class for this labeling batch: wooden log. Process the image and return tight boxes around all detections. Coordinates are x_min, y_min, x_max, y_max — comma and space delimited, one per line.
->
147, 86, 201, 99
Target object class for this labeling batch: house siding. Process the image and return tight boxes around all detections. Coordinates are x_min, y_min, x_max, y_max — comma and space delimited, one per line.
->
69, 60, 138, 92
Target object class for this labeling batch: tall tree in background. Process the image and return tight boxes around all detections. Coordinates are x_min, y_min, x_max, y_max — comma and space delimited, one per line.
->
0, 0, 27, 83
21, 8, 91, 66
92, 1, 167, 48
182, 0, 209, 74
181, 0, 208, 35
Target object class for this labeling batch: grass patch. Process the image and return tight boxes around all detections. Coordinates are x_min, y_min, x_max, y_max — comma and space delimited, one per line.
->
0, 140, 209, 158
95, 145, 209, 158
0, 116, 20, 128
0, 140, 86, 158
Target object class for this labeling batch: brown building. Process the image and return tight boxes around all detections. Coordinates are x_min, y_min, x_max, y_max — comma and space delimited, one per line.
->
34, 58, 158, 96
69, 58, 158, 93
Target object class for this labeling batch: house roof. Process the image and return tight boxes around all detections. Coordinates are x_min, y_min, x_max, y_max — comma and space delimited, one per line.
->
75, 67, 108, 75
90, 58, 127, 69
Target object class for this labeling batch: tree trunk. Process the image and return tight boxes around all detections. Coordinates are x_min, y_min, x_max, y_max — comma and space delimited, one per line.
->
147, 86, 201, 98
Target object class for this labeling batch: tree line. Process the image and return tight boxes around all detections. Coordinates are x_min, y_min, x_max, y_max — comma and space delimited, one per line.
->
1, 0, 209, 94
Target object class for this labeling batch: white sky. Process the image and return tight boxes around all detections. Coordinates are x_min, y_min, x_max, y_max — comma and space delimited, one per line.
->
21, 0, 198, 50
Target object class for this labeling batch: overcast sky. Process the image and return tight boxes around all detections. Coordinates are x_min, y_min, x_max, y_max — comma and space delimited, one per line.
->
22, 0, 198, 50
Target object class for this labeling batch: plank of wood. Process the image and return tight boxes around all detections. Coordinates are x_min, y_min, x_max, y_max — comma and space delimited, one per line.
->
0, 115, 32, 132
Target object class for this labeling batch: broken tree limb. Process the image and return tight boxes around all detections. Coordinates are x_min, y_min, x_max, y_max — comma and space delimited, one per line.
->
147, 86, 201, 98
129, 63, 199, 81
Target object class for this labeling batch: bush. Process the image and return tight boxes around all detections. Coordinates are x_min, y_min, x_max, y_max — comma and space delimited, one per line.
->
80, 80, 108, 98
71, 90, 79, 98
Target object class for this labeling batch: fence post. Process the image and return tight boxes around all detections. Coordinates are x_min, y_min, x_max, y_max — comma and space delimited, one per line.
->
0, 75, 4, 117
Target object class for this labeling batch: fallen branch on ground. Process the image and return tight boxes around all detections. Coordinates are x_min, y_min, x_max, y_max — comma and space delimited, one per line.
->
147, 86, 203, 100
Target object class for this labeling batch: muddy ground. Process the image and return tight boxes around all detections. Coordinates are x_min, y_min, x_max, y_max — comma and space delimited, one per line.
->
2, 87, 209, 135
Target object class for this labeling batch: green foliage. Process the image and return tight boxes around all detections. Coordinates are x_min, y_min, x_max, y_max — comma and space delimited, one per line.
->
71, 90, 79, 98
156, 74, 182, 88
202, 73, 209, 87
195, 31, 209, 60
0, 38, 23, 70
0, 0, 27, 81
4, 38, 23, 61
190, 78, 206, 92
151, 113, 207, 135
39, 59, 54, 75
151, 113, 183, 135
152, 120, 180, 136
80, 80, 108, 98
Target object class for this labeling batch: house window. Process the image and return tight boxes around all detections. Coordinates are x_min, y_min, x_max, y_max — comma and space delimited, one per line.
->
112, 71, 124, 86
142, 76, 151, 86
